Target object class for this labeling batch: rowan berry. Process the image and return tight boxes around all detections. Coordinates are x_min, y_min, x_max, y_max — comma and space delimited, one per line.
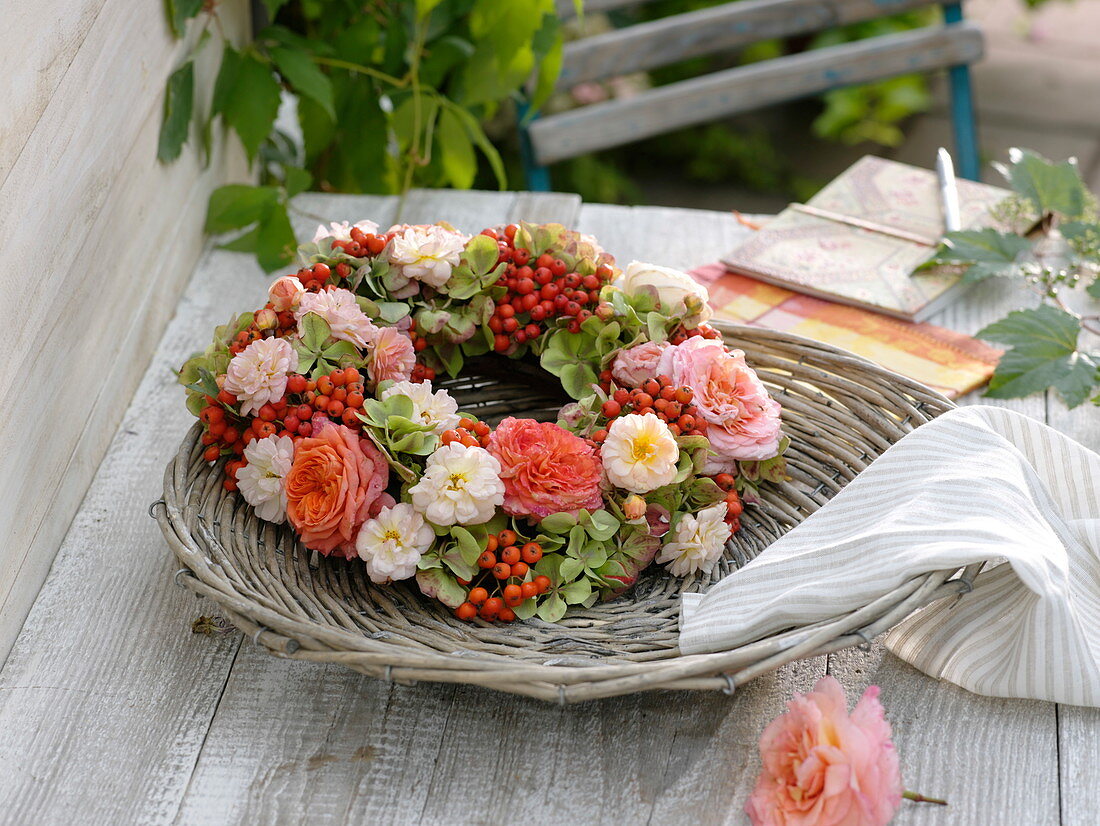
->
503, 584, 523, 607
328, 399, 345, 417
203, 445, 221, 463
485, 534, 499, 553
498, 529, 517, 546
521, 542, 543, 564
510, 561, 529, 578
441, 429, 461, 446
492, 562, 511, 580
533, 575, 551, 593
498, 607, 516, 623
477, 551, 497, 569
501, 545, 521, 565
521, 581, 539, 600
468, 587, 489, 606
455, 602, 478, 621
317, 375, 335, 396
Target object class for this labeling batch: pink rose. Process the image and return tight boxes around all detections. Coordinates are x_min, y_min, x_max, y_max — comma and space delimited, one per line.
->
367, 326, 416, 387
611, 341, 669, 388
268, 276, 305, 311
657, 337, 781, 461
285, 422, 391, 559
746, 677, 902, 826
487, 417, 604, 519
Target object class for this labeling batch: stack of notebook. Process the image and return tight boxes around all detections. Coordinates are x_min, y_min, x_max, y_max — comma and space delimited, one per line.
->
706, 156, 1011, 398
722, 155, 1011, 322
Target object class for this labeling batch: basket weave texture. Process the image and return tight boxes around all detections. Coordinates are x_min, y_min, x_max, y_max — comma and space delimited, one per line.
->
156, 321, 968, 703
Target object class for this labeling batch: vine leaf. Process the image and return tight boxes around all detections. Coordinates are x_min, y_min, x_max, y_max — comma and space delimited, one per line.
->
158, 62, 194, 162
166, 0, 203, 38
269, 46, 335, 119
213, 47, 282, 162
978, 305, 1100, 408
995, 148, 1089, 220
922, 229, 1032, 283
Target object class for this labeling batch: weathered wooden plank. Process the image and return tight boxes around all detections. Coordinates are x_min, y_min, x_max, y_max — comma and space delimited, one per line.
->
0, 1, 251, 661
555, 0, 643, 18
0, 0, 106, 184
1045, 307, 1100, 826
530, 23, 984, 165
557, 0, 940, 89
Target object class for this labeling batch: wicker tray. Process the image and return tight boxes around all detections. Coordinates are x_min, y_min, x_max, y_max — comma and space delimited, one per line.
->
155, 321, 974, 703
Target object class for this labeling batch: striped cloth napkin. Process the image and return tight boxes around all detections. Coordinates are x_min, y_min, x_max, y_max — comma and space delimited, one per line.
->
679, 406, 1100, 706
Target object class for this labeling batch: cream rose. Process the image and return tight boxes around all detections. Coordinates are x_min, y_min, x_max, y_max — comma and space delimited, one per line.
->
616, 261, 713, 323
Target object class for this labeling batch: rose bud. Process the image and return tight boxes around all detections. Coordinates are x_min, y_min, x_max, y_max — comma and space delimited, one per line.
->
595, 302, 615, 321
622, 494, 647, 521
268, 275, 305, 311
255, 307, 279, 331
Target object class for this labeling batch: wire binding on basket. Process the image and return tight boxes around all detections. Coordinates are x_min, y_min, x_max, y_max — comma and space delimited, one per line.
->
157, 322, 962, 702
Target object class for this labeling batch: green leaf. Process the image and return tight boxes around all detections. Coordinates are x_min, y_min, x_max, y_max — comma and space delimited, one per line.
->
584, 509, 619, 541
536, 593, 567, 623
560, 578, 592, 605
283, 166, 312, 197
451, 527, 482, 567
527, 13, 563, 112
256, 202, 297, 272
218, 226, 260, 253
441, 102, 506, 190
559, 557, 584, 581
923, 229, 1033, 283
376, 302, 411, 323
415, 568, 465, 609
204, 185, 279, 233
462, 234, 500, 276
999, 148, 1088, 220
218, 49, 281, 161
166, 0, 203, 37
260, 0, 289, 18
539, 512, 576, 534
158, 61, 194, 162
1087, 278, 1100, 301
979, 305, 1099, 407
269, 46, 335, 119
437, 106, 477, 189
299, 312, 332, 350
416, 0, 445, 18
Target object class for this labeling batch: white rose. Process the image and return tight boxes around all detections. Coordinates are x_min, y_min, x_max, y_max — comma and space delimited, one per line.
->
616, 261, 713, 324
356, 503, 435, 583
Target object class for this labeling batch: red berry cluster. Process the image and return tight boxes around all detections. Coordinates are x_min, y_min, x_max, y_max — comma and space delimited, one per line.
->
712, 473, 744, 532
590, 374, 704, 444
198, 366, 368, 491
483, 224, 616, 352
453, 531, 551, 622
441, 417, 492, 449
669, 324, 723, 345
329, 225, 390, 258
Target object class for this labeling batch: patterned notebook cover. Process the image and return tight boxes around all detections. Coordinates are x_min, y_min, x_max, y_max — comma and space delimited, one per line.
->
690, 262, 1001, 400
721, 156, 1011, 321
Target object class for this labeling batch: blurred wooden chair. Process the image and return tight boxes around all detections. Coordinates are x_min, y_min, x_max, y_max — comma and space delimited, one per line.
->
520, 0, 982, 189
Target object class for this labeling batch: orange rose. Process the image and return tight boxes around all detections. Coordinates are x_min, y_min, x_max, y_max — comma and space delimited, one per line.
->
285, 423, 390, 559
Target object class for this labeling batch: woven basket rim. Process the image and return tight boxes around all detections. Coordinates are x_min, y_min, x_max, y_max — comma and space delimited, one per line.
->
156, 322, 973, 703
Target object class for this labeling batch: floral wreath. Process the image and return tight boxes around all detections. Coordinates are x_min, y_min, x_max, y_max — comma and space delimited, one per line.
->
179, 220, 788, 623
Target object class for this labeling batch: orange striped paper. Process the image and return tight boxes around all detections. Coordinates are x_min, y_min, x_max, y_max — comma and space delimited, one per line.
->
690, 263, 1000, 399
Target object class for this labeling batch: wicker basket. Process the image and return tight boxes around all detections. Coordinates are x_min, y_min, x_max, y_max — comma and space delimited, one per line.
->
155, 321, 974, 703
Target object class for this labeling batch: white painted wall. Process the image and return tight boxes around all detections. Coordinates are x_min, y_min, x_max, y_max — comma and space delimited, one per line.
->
0, 0, 252, 661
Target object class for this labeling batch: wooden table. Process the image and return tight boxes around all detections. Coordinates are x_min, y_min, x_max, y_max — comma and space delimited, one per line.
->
1, 190, 1096, 825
